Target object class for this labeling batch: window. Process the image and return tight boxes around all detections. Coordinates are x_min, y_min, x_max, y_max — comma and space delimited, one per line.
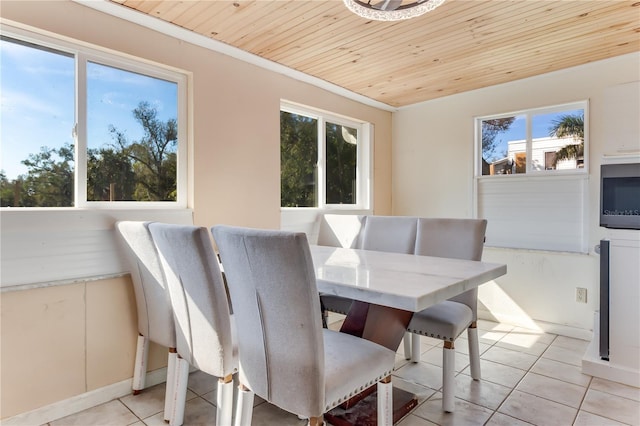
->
478, 103, 586, 176
0, 28, 187, 208
280, 102, 371, 209
474, 102, 589, 253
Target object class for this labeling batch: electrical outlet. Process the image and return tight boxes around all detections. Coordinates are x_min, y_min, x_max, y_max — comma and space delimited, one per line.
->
576, 287, 587, 303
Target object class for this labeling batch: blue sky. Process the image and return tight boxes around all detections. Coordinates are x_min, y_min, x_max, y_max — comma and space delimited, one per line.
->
485, 108, 583, 162
1, 37, 177, 180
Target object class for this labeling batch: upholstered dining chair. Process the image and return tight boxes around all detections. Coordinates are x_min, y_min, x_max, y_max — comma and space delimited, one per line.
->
359, 215, 418, 254
115, 221, 176, 422
320, 215, 418, 321
148, 223, 237, 426
405, 218, 488, 413
212, 225, 396, 426
317, 214, 368, 319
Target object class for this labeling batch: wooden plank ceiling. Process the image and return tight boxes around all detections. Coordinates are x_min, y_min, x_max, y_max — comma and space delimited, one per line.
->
109, 0, 639, 108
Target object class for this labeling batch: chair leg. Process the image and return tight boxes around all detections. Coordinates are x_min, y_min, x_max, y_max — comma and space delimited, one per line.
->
411, 332, 421, 363
377, 376, 393, 426
468, 323, 481, 381
217, 374, 234, 426
169, 355, 190, 426
403, 331, 411, 360
132, 334, 149, 394
164, 348, 178, 421
442, 341, 455, 413
234, 383, 254, 426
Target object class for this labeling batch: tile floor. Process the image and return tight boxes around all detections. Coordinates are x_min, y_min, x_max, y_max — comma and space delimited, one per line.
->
46, 320, 640, 426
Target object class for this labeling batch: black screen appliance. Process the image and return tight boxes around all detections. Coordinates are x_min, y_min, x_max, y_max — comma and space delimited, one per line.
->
600, 162, 640, 230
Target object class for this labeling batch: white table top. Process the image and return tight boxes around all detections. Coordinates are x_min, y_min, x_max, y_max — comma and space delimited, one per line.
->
311, 245, 507, 313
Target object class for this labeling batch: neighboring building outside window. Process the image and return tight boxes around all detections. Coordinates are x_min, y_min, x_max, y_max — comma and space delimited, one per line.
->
0, 29, 188, 208
479, 104, 585, 176
280, 102, 371, 210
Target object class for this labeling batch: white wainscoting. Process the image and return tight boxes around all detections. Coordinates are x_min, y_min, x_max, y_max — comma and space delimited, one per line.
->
1, 209, 193, 289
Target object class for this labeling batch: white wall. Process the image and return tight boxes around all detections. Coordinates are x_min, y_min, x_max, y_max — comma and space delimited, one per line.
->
392, 53, 640, 337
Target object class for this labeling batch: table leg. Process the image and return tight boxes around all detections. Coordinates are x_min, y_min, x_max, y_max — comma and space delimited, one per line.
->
339, 301, 413, 351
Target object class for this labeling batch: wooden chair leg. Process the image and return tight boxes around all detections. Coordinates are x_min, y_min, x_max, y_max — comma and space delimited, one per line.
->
234, 383, 254, 426
377, 376, 393, 426
132, 334, 149, 395
217, 374, 234, 426
442, 341, 455, 413
164, 348, 178, 421
468, 323, 481, 381
308, 417, 323, 426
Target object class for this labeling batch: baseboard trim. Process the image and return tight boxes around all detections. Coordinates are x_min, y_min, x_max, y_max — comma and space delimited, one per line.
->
2, 368, 167, 425
581, 312, 640, 388
583, 348, 640, 388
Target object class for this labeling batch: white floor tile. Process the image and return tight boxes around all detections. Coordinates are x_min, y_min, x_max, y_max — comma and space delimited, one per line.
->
530, 357, 592, 387
454, 375, 512, 410
49, 400, 139, 426
179, 397, 217, 425
119, 382, 170, 419
541, 344, 585, 367
394, 360, 444, 391
498, 389, 578, 426
481, 345, 539, 371
477, 320, 514, 333
516, 372, 587, 408
484, 411, 533, 426
495, 331, 552, 357
186, 369, 218, 396
510, 327, 557, 345
580, 388, 640, 425
551, 335, 589, 352
412, 392, 494, 426
573, 410, 628, 426
589, 377, 640, 402
249, 401, 306, 426
460, 359, 527, 389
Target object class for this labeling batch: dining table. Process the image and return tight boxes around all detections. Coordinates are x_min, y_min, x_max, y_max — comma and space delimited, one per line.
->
309, 244, 507, 425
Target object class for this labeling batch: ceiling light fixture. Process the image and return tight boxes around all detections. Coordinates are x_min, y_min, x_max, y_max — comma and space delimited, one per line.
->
343, 0, 446, 21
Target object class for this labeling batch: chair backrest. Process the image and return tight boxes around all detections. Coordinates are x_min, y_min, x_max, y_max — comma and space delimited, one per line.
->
360, 215, 418, 254
211, 225, 325, 416
414, 218, 488, 316
317, 213, 367, 248
414, 218, 487, 261
115, 221, 175, 348
149, 223, 236, 378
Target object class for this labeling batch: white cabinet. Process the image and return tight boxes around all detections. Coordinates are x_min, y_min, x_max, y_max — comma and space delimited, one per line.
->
583, 230, 640, 387
608, 233, 640, 375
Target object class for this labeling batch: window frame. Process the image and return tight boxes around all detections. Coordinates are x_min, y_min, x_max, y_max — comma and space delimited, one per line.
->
474, 101, 589, 178
1, 24, 189, 209
473, 101, 590, 253
280, 101, 372, 210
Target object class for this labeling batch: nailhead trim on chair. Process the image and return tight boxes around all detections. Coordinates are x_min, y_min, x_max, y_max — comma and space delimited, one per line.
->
324, 368, 393, 411
407, 328, 455, 342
